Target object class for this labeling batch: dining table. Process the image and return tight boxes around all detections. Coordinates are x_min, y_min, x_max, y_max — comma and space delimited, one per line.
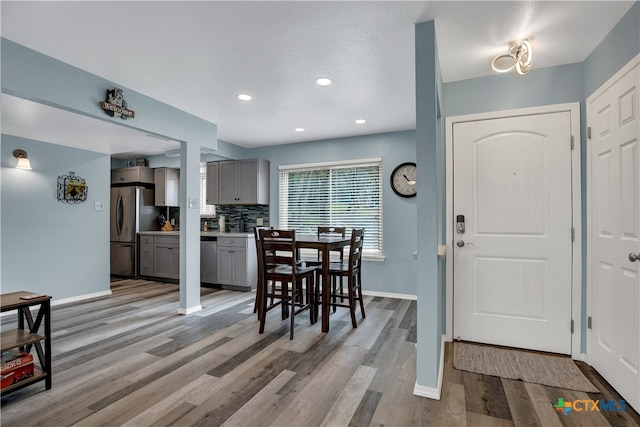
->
296, 234, 351, 333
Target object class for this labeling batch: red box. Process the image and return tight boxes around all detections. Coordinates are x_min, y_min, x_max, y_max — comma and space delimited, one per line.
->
1, 352, 34, 389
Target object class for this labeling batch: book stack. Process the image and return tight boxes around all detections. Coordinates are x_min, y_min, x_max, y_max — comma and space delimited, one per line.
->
1, 350, 34, 389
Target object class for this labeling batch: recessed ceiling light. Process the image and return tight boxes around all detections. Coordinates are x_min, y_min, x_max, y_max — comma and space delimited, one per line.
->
355, 119, 367, 124
295, 128, 305, 132
237, 94, 252, 101
315, 77, 332, 86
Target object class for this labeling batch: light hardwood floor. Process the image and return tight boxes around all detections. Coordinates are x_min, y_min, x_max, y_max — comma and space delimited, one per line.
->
1, 279, 639, 426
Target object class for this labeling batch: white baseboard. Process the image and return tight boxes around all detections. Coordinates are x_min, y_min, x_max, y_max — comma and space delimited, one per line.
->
52, 290, 112, 307
0, 290, 113, 317
362, 290, 417, 301
178, 305, 203, 315
413, 335, 446, 400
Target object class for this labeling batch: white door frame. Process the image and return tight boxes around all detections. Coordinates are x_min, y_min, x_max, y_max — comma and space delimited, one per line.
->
444, 103, 582, 360
586, 53, 640, 365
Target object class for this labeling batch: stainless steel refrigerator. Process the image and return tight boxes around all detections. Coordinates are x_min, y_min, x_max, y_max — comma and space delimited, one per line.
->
110, 186, 162, 277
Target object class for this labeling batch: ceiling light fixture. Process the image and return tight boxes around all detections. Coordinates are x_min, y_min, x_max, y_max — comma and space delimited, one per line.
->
315, 77, 332, 86
13, 149, 32, 170
355, 119, 367, 124
294, 128, 305, 132
237, 94, 252, 101
491, 40, 533, 75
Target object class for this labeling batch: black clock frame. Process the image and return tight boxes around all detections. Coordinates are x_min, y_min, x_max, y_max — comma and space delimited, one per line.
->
390, 162, 417, 198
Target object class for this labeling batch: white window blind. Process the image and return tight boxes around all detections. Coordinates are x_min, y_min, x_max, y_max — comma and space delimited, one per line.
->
279, 159, 383, 255
200, 168, 215, 217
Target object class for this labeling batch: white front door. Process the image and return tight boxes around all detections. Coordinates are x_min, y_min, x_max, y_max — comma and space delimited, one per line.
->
588, 56, 640, 413
453, 111, 574, 354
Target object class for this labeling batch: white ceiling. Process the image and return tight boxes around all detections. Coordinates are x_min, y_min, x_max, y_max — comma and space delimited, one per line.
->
1, 1, 635, 156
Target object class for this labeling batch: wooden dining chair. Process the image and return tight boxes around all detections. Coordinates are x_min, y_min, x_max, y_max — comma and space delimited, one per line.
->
314, 227, 346, 311
257, 229, 317, 339
327, 228, 366, 328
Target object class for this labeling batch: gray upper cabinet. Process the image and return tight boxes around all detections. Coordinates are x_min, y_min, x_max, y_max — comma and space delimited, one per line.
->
205, 162, 219, 206
154, 167, 180, 207
111, 166, 154, 185
218, 158, 269, 205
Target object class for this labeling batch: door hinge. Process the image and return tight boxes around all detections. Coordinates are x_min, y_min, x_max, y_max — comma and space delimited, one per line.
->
571, 319, 574, 333
587, 126, 592, 140
588, 316, 592, 329
570, 135, 575, 150
571, 227, 575, 242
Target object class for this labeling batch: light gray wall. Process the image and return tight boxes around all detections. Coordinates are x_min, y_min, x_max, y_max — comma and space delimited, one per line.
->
248, 130, 419, 297
1, 135, 111, 299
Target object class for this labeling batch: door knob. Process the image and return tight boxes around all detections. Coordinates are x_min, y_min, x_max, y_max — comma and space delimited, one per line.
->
456, 240, 474, 248
629, 252, 640, 262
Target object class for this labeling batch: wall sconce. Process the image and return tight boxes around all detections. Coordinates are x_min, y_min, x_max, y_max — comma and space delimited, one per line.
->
492, 40, 533, 75
13, 149, 32, 170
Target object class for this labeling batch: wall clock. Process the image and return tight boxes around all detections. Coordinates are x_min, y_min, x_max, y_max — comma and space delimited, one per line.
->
390, 162, 417, 198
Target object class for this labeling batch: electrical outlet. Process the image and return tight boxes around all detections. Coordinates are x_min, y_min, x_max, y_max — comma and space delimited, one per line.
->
94, 201, 104, 211
256, 218, 263, 226
188, 198, 198, 209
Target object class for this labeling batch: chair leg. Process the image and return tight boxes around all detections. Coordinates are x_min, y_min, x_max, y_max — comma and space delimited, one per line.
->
331, 276, 337, 313
254, 279, 261, 315
357, 271, 366, 319
347, 274, 357, 328
289, 281, 297, 340
258, 281, 268, 334
281, 282, 289, 320
308, 275, 316, 324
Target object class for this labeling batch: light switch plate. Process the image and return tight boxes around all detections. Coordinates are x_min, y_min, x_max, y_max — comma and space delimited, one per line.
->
188, 198, 198, 209
94, 201, 104, 211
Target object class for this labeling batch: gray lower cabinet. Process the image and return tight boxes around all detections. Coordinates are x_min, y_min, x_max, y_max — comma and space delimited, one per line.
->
139, 235, 179, 280
139, 235, 155, 277
217, 236, 257, 291
154, 235, 180, 279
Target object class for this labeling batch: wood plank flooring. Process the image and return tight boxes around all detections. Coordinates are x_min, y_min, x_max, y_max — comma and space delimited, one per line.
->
1, 279, 639, 426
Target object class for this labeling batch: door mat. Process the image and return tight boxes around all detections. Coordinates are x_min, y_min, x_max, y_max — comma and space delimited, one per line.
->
453, 342, 599, 393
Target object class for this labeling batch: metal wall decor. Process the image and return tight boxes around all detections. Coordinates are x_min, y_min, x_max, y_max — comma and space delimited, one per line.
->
57, 172, 88, 204
100, 87, 135, 119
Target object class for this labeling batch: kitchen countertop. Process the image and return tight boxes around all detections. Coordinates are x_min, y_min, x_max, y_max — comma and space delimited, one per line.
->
139, 231, 253, 238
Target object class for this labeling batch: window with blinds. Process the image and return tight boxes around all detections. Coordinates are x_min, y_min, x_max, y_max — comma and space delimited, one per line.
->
279, 158, 383, 255
200, 168, 215, 217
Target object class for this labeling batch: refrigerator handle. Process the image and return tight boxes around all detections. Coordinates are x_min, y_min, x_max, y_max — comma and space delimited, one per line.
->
116, 193, 123, 236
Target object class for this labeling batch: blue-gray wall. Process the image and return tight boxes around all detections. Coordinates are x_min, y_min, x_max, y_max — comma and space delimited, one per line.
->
584, 1, 639, 97
1, 39, 219, 305
248, 130, 418, 297
1, 135, 111, 298
441, 1, 639, 355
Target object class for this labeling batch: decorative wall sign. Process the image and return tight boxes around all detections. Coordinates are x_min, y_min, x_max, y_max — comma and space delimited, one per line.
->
57, 172, 88, 204
100, 88, 135, 119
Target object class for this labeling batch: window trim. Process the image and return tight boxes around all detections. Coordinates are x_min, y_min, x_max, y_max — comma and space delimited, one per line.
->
279, 157, 383, 258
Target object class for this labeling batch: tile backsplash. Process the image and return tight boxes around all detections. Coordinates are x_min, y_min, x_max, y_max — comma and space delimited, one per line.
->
166, 205, 270, 232
203, 205, 270, 232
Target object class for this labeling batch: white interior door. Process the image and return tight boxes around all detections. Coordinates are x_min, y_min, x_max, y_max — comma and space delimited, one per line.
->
588, 57, 640, 413
453, 112, 574, 354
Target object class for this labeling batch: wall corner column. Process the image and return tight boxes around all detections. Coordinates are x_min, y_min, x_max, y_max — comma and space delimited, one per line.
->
178, 140, 202, 314
414, 20, 445, 399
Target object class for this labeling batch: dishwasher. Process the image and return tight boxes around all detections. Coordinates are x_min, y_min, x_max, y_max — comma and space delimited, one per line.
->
200, 236, 218, 285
